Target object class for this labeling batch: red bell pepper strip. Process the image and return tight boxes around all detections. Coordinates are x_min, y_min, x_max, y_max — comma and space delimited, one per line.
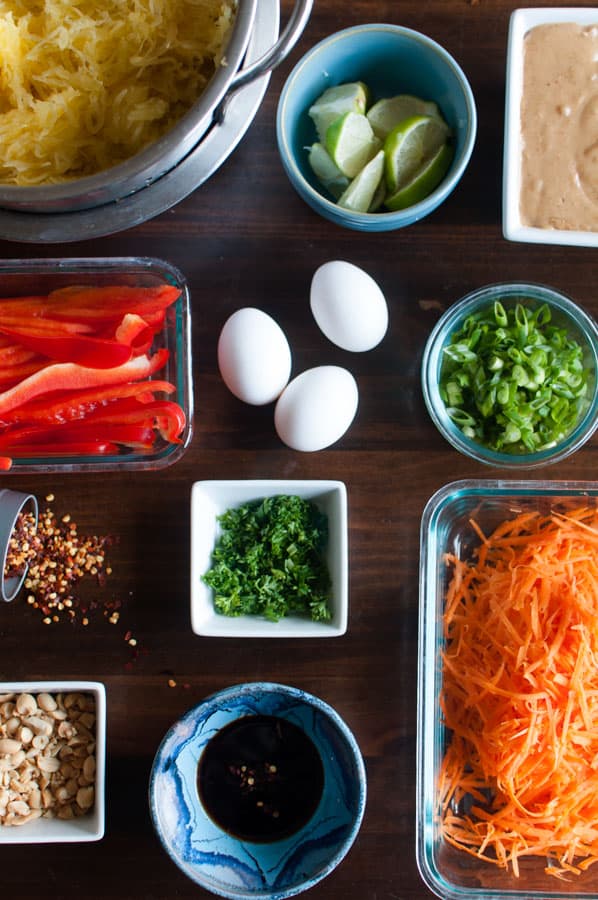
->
114, 313, 151, 344
0, 349, 169, 416
0, 296, 53, 320
0, 328, 134, 369
0, 315, 93, 335
79, 399, 186, 442
0, 422, 157, 449
0, 360, 49, 389
44, 284, 182, 323
2, 441, 119, 458
0, 284, 180, 319
0, 345, 39, 366
112, 314, 158, 356
0, 379, 176, 426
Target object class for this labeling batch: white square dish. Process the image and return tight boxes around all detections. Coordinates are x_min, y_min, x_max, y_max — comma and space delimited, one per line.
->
503, 7, 598, 247
0, 681, 106, 843
190, 480, 348, 638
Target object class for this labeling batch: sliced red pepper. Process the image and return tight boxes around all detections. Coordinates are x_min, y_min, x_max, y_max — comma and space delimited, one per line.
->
0, 328, 133, 368
0, 345, 40, 366
0, 315, 93, 335
0, 379, 176, 426
3, 441, 119, 458
0, 421, 156, 449
81, 399, 186, 442
58, 423, 156, 448
0, 286, 180, 336
0, 349, 169, 416
0, 360, 49, 389
114, 313, 152, 345
112, 313, 160, 356
45, 284, 181, 323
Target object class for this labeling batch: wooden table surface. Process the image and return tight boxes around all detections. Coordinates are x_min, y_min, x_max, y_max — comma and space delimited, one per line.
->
1, 1, 597, 897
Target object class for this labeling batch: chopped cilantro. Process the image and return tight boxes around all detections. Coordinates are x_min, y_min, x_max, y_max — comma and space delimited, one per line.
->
202, 495, 332, 622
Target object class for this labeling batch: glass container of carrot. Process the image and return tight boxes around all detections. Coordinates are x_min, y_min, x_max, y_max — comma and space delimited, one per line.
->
418, 479, 598, 899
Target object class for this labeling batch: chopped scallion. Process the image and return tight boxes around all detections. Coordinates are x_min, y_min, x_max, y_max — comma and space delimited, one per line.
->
439, 299, 592, 453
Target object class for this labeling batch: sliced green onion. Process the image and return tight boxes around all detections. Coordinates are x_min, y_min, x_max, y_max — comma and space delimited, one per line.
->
439, 298, 592, 454
494, 301, 508, 327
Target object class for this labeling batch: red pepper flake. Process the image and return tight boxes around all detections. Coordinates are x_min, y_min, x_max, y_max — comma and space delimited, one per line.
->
5, 493, 151, 672
6, 500, 116, 626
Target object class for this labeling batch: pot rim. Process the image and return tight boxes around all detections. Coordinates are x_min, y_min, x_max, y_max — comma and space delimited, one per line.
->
0, 0, 257, 212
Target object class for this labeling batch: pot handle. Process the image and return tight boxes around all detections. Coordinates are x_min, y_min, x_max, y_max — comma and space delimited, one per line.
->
227, 0, 314, 94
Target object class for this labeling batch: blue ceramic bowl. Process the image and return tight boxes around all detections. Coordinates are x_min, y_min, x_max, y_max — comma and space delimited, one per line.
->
276, 23, 477, 232
149, 682, 367, 899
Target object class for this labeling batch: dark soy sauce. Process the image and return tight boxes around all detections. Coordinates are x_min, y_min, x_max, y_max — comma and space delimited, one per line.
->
197, 714, 324, 843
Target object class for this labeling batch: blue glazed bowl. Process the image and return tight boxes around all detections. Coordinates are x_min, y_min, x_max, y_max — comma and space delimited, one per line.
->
149, 682, 367, 899
276, 23, 477, 232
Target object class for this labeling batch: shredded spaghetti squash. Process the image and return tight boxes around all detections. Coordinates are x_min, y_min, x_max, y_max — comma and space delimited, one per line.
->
0, 0, 236, 184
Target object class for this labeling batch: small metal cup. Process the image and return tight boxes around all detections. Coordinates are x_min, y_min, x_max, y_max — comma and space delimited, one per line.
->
0, 490, 38, 602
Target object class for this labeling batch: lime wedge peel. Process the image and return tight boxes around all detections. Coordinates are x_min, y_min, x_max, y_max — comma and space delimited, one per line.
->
384, 114, 450, 194
325, 111, 381, 179
337, 149, 385, 213
308, 82, 370, 142
308, 142, 350, 200
384, 141, 454, 211
367, 94, 444, 140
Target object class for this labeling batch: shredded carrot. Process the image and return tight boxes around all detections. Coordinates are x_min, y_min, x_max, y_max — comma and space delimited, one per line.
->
440, 504, 598, 878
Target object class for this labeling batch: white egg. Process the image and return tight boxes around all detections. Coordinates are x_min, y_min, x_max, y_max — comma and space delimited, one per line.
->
274, 365, 359, 452
217, 308, 292, 405
310, 260, 388, 352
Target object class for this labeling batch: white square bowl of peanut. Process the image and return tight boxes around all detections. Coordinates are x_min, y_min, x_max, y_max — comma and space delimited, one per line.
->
0, 681, 105, 842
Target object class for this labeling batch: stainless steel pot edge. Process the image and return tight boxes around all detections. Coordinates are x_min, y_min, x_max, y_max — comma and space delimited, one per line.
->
0, 0, 259, 213
0, 0, 280, 242
226, 0, 313, 94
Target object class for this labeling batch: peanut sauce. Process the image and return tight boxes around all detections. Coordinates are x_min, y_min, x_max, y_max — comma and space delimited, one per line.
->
519, 23, 598, 232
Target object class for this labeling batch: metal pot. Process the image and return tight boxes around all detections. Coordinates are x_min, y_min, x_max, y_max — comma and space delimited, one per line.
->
0, 0, 312, 214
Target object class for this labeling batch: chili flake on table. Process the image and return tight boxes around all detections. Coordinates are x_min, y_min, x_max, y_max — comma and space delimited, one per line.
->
6, 496, 115, 625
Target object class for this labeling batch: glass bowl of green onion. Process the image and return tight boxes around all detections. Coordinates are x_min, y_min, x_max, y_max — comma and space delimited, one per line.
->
421, 283, 598, 467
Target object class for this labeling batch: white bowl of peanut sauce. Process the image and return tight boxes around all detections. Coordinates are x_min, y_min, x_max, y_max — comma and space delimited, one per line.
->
503, 8, 598, 248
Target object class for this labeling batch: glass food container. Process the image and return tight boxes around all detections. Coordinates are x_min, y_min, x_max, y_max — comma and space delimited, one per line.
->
0, 257, 192, 473
417, 479, 598, 900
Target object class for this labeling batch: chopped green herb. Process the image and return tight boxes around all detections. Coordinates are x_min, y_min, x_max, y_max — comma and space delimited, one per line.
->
202, 495, 332, 622
439, 300, 592, 453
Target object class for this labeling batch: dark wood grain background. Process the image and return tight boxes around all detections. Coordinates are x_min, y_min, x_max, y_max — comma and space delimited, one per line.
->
0, 1, 596, 897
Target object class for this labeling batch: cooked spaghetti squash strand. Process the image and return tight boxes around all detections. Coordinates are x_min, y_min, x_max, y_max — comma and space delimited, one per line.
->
440, 506, 598, 877
0, 0, 236, 184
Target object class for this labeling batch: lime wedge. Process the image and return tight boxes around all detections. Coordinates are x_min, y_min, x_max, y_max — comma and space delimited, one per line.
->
385, 141, 453, 210
308, 142, 350, 199
326, 111, 381, 178
367, 94, 445, 140
384, 114, 450, 193
308, 82, 370, 142
368, 175, 387, 212
337, 149, 385, 213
